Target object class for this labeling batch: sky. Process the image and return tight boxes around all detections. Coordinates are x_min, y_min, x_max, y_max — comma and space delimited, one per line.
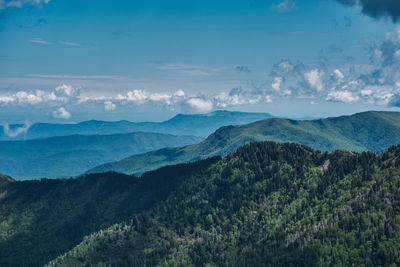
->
1, 0, 400, 123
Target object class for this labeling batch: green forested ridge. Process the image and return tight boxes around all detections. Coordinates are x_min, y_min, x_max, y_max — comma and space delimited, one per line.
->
88, 110, 400, 176
0, 157, 219, 267
0, 132, 201, 180
52, 141, 400, 266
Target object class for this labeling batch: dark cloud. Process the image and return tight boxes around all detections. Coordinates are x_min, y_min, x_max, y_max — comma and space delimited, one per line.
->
336, 0, 400, 22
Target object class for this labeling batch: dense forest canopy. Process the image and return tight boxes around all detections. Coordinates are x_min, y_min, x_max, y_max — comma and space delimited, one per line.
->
49, 141, 400, 266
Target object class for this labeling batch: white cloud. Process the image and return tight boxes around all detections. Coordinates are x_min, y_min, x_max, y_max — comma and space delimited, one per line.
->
326, 91, 359, 103
55, 84, 78, 97
0, 90, 42, 105
28, 38, 87, 48
213, 87, 273, 108
52, 107, 71, 119
304, 69, 325, 91
116, 90, 146, 104
272, 77, 283, 92
361, 89, 372, 96
333, 69, 344, 81
28, 38, 51, 44
174, 89, 185, 97
104, 101, 116, 111
148, 93, 171, 103
187, 98, 213, 112
116, 89, 172, 105
2, 121, 31, 138
58, 40, 80, 47
15, 91, 43, 104
0, 95, 15, 104
271, 0, 296, 13
0, 84, 80, 107
215, 92, 255, 107
265, 95, 273, 103
0, 0, 51, 10
278, 60, 294, 72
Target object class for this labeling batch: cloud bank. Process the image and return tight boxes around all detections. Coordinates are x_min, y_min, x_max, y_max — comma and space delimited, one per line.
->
3, 25, 400, 116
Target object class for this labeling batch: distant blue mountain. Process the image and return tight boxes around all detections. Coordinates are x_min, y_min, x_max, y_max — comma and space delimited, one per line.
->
0, 132, 201, 180
0, 110, 272, 140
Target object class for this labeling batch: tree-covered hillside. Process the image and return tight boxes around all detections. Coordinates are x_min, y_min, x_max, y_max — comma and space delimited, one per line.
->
0, 132, 201, 180
53, 141, 400, 266
88, 111, 400, 176
0, 158, 219, 267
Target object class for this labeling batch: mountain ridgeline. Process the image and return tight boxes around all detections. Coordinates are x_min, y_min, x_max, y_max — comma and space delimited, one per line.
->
1, 111, 400, 266
88, 111, 400, 176
0, 132, 202, 180
0, 110, 271, 140
0, 157, 220, 266
49, 141, 400, 266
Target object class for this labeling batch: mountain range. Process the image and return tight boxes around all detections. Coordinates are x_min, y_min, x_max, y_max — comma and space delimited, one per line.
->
0, 110, 272, 140
88, 111, 400, 176
0, 132, 201, 180
1, 141, 400, 266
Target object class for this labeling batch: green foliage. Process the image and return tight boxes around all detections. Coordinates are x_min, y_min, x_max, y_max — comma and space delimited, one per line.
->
88, 111, 400, 176
0, 157, 219, 266
53, 141, 400, 266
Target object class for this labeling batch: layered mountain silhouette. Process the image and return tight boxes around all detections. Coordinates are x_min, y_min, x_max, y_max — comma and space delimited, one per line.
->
0, 110, 272, 140
0, 132, 201, 180
2, 140, 399, 266
88, 111, 400, 176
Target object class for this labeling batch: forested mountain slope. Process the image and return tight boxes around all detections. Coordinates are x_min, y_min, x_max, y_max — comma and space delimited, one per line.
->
88, 111, 400, 176
0, 158, 219, 266
51, 141, 400, 266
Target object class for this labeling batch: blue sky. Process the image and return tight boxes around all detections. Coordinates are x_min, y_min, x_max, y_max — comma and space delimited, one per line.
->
0, 0, 400, 123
